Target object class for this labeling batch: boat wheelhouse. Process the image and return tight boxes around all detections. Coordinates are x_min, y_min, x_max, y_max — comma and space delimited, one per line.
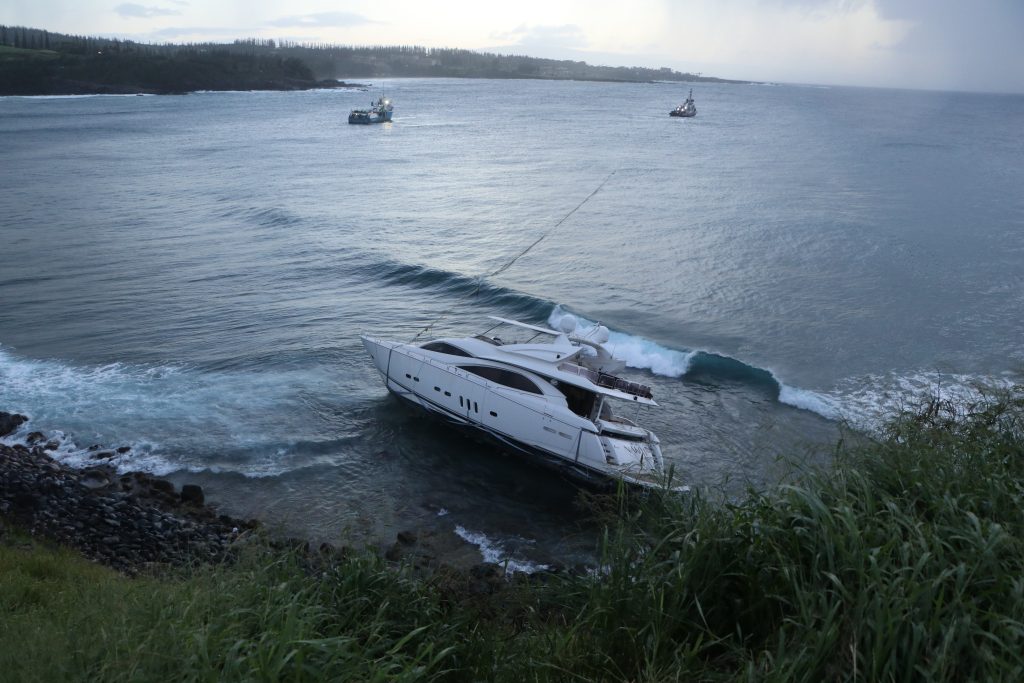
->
349, 96, 394, 124
670, 89, 697, 117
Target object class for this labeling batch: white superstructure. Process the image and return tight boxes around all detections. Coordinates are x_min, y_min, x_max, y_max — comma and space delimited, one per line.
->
361, 316, 682, 489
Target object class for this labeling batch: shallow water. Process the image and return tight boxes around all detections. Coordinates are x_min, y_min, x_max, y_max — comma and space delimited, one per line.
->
2, 80, 1022, 567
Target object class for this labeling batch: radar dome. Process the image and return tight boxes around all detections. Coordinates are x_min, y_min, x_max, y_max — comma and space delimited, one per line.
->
592, 325, 610, 344
558, 315, 578, 334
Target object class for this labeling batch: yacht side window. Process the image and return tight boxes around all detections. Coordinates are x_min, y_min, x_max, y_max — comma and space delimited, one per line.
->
459, 366, 543, 395
421, 342, 473, 357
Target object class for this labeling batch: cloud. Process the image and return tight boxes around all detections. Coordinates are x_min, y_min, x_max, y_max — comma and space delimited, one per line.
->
146, 26, 245, 39
115, 3, 181, 19
268, 12, 375, 29
870, 0, 1024, 91
759, 0, 868, 9
492, 24, 588, 51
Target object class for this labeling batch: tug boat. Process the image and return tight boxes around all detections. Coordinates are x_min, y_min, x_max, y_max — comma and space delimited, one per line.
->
349, 97, 393, 124
670, 89, 697, 117
361, 316, 681, 489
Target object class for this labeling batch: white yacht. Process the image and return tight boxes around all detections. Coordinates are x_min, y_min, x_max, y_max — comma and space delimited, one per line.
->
361, 316, 680, 489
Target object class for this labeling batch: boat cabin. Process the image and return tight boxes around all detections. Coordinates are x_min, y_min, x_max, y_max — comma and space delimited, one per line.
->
417, 318, 654, 427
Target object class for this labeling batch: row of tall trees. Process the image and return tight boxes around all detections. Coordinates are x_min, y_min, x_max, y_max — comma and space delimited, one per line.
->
1, 24, 738, 93
0, 26, 323, 95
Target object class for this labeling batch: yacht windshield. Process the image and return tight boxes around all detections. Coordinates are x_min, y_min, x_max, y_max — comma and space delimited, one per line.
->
421, 341, 473, 357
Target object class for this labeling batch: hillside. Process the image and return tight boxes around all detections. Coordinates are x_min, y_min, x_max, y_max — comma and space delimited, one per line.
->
3, 390, 1023, 680
0, 25, 744, 95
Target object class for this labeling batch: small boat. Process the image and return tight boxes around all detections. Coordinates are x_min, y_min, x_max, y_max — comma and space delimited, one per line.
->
361, 316, 682, 489
670, 89, 697, 117
349, 96, 393, 124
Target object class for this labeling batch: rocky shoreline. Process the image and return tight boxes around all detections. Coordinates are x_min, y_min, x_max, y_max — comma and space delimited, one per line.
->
0, 411, 536, 591
1, 411, 261, 574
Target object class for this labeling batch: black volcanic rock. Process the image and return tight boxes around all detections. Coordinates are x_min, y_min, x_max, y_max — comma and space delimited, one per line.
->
180, 484, 204, 506
0, 412, 28, 437
0, 416, 519, 585
0, 441, 258, 574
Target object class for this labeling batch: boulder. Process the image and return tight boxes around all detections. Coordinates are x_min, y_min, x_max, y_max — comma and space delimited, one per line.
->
470, 562, 505, 582
180, 484, 204, 506
0, 412, 28, 437
150, 479, 175, 494
80, 469, 110, 490
26, 431, 46, 445
467, 562, 507, 594
384, 542, 404, 562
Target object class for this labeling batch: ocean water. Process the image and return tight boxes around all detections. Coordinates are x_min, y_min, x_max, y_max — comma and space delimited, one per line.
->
2, 79, 1023, 568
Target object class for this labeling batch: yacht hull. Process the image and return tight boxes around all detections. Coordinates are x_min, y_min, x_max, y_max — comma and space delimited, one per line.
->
360, 335, 670, 489
387, 388, 626, 487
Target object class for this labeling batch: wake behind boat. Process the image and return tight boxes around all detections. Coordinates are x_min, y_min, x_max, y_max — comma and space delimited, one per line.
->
670, 89, 697, 117
349, 96, 394, 124
361, 316, 683, 489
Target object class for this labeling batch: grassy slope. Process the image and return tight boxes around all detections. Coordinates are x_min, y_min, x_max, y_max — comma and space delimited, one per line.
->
2, 389, 1022, 681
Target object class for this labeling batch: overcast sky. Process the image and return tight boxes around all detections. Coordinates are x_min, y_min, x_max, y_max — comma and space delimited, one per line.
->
4, 0, 1023, 93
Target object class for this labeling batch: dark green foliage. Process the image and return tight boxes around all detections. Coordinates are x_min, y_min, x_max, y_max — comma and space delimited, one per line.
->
2, 389, 1022, 681
0, 37, 317, 95
0, 24, 736, 96
563, 387, 1024, 681
0, 542, 462, 681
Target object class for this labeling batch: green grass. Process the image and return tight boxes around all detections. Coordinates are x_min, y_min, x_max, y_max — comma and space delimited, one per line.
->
0, 537, 465, 681
2, 388, 1023, 681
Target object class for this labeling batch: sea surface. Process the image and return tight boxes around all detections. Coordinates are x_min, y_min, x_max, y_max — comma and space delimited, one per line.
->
2, 79, 1023, 568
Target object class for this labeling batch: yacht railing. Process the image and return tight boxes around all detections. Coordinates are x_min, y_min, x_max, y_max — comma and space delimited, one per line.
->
558, 363, 653, 399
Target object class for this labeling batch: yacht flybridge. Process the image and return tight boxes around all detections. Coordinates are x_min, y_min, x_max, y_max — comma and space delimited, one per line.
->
361, 316, 681, 489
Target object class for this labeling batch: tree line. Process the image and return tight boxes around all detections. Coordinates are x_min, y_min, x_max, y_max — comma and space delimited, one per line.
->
0, 25, 742, 95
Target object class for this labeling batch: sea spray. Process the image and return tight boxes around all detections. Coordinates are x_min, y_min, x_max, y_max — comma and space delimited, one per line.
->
454, 525, 551, 574
544, 306, 1020, 430
547, 306, 695, 377
0, 344, 347, 478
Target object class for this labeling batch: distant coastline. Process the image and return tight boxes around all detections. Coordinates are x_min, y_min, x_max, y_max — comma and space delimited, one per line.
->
0, 25, 747, 96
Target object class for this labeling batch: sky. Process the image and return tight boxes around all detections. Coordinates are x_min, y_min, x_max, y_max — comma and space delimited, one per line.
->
4, 0, 1023, 93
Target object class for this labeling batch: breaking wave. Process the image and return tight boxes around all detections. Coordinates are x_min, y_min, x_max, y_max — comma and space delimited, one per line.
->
546, 306, 1016, 429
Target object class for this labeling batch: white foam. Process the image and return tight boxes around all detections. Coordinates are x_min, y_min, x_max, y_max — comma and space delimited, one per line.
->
547, 306, 695, 377
543, 307, 1020, 429
454, 525, 550, 575
778, 384, 843, 420
825, 371, 1020, 432
0, 344, 332, 478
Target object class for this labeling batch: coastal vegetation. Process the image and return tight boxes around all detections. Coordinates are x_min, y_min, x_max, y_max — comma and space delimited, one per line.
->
0, 27, 336, 95
2, 388, 1023, 681
0, 25, 739, 96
